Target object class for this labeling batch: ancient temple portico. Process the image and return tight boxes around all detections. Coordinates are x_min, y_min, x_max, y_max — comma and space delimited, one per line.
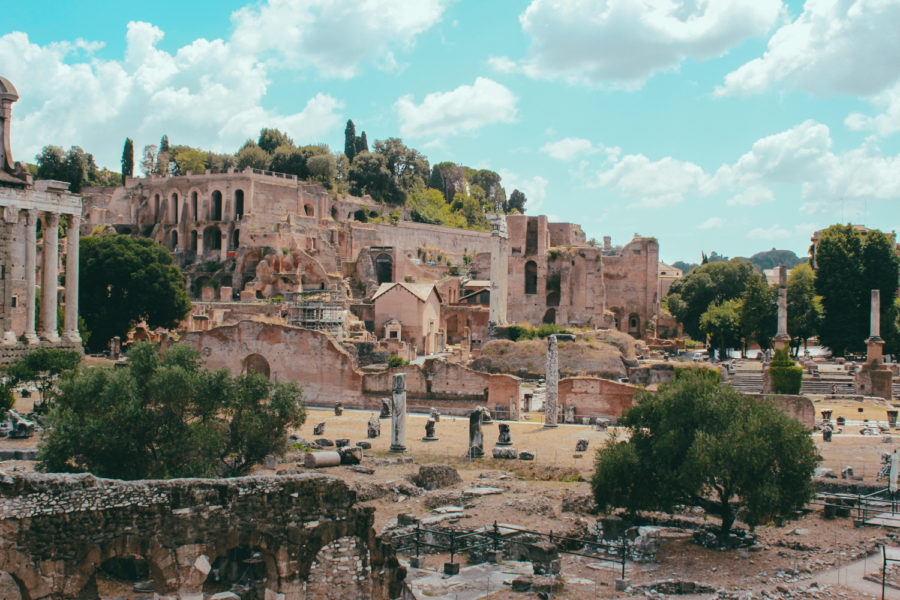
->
0, 76, 83, 362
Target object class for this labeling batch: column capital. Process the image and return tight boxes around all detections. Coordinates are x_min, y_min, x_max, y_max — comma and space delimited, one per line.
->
43, 212, 60, 227
23, 208, 38, 225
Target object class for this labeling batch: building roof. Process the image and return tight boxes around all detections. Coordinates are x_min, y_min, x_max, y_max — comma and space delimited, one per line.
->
463, 280, 491, 289
372, 282, 441, 303
658, 262, 682, 277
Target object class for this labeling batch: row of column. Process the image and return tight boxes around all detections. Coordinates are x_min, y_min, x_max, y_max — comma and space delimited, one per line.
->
3, 210, 81, 345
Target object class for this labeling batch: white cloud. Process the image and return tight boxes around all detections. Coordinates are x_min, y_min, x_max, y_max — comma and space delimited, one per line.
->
592, 154, 711, 207
698, 217, 725, 230
518, 0, 782, 87
498, 169, 548, 213
488, 56, 518, 73
395, 78, 518, 139
541, 137, 597, 161
727, 186, 775, 206
846, 82, 900, 136
746, 223, 814, 240
231, 0, 449, 78
1, 24, 344, 169
719, 0, 900, 97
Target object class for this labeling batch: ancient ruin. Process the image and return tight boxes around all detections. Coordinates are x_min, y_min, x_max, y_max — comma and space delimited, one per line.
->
544, 335, 559, 428
389, 373, 407, 453
0, 77, 83, 363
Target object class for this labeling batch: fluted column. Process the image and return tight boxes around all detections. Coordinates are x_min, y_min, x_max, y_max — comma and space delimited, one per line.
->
1, 210, 18, 344
63, 214, 81, 343
23, 210, 39, 344
40, 212, 60, 342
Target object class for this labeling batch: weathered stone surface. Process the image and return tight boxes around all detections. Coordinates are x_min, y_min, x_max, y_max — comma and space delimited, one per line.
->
367, 416, 380, 438
492, 447, 518, 459
356, 441, 372, 449
0, 571, 22, 600
575, 439, 589, 452
338, 446, 363, 465
519, 450, 536, 461
410, 465, 461, 491
0, 472, 406, 599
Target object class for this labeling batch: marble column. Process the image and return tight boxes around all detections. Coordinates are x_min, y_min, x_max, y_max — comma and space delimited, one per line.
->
544, 335, 559, 428
23, 210, 38, 344
389, 373, 407, 453
1, 209, 18, 344
772, 265, 790, 351
63, 214, 81, 343
40, 212, 60, 342
867, 289, 884, 363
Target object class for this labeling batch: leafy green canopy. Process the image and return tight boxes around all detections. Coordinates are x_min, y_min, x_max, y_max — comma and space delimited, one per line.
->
3, 348, 81, 408
80, 235, 191, 353
592, 371, 819, 541
38, 342, 305, 479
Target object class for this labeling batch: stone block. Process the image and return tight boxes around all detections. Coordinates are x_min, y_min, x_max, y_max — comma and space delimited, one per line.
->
335, 438, 349, 447
519, 450, 535, 461
492, 447, 517, 459
575, 439, 589, 452
338, 446, 362, 465
218, 286, 233, 301
239, 290, 256, 301
443, 562, 460, 576
264, 589, 286, 600
355, 441, 372, 449
315, 438, 334, 447
411, 465, 461, 490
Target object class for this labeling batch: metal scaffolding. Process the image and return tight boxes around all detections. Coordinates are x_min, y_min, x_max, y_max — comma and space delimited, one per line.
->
285, 290, 347, 340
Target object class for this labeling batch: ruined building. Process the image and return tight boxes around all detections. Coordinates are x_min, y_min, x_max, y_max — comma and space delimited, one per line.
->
0, 77, 82, 364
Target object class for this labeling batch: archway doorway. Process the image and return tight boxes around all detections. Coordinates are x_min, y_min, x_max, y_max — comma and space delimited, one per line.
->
242, 354, 271, 378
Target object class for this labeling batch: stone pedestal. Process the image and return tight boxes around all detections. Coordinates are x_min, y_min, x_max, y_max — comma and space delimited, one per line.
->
389, 373, 407, 453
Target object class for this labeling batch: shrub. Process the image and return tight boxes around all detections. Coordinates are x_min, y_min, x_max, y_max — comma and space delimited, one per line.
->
768, 348, 802, 394
387, 355, 408, 370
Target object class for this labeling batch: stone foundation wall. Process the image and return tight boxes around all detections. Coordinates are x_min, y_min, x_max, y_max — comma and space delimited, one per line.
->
744, 393, 815, 428
558, 376, 639, 421
0, 340, 82, 365
0, 472, 405, 600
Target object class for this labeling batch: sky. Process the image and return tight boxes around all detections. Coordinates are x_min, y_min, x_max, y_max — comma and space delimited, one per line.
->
2, 0, 899, 264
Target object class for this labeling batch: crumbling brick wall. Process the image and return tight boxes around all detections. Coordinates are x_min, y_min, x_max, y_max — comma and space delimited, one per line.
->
0, 472, 405, 600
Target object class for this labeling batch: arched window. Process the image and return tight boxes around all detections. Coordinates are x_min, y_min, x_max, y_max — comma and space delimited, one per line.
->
172, 193, 179, 224
546, 291, 560, 306
628, 313, 641, 335
543, 308, 556, 324
211, 191, 222, 221
171, 230, 178, 250
232, 229, 240, 249
191, 191, 198, 221
525, 219, 538, 255
203, 226, 221, 252
524, 261, 537, 295
304, 203, 314, 217
234, 190, 244, 219
154, 194, 160, 220
191, 230, 198, 252
375, 253, 393, 284
330, 206, 338, 220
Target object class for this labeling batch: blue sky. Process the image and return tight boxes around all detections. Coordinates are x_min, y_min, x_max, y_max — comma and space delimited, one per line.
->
3, 0, 899, 263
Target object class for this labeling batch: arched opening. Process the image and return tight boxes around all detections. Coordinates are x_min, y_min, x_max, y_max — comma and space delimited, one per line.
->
203, 226, 221, 253
330, 206, 338, 220
232, 229, 240, 249
191, 230, 198, 252
543, 308, 556, 324
525, 219, 538, 255
234, 190, 244, 219
628, 313, 641, 336
242, 354, 270, 378
191, 191, 198, 221
546, 290, 560, 306
170, 230, 178, 250
375, 253, 393, 284
211, 191, 223, 221
524, 261, 537, 295
154, 194, 160, 220
353, 209, 368, 222
203, 545, 276, 600
172, 193, 179, 224
77, 556, 164, 600
304, 203, 314, 217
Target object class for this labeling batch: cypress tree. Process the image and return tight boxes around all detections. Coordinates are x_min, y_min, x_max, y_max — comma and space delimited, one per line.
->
159, 135, 170, 154
344, 120, 356, 162
428, 165, 444, 193
121, 138, 134, 178
356, 131, 368, 155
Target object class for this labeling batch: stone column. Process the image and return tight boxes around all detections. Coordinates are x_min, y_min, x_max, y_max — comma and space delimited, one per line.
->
488, 216, 509, 336
867, 289, 884, 363
63, 214, 81, 343
219, 225, 228, 262
40, 212, 60, 342
390, 373, 407, 452
1, 208, 18, 344
544, 335, 559, 428
23, 210, 39, 344
772, 265, 790, 351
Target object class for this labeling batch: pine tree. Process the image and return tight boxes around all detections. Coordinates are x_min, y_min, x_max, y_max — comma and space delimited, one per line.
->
159, 135, 170, 154
428, 165, 444, 194
356, 131, 368, 155
344, 120, 357, 162
121, 138, 134, 178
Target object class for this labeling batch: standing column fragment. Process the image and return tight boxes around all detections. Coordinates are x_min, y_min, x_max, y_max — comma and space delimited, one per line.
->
23, 209, 38, 344
544, 334, 559, 428
390, 373, 407, 453
63, 214, 81, 343
40, 212, 60, 342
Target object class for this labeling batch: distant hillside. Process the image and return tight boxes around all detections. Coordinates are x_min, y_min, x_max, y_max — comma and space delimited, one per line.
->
746, 249, 807, 271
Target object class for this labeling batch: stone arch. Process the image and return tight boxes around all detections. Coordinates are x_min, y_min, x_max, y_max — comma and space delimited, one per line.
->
305, 536, 372, 599
628, 313, 641, 336
330, 206, 338, 220
203, 544, 277, 598
303, 203, 314, 217
524, 261, 538, 295
546, 290, 560, 307
234, 189, 244, 219
242, 353, 271, 378
191, 191, 198, 221
203, 226, 221, 253
375, 253, 393, 284
543, 308, 556, 324
211, 191, 223, 221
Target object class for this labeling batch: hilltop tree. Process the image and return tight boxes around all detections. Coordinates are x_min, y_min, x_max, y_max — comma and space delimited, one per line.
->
592, 370, 819, 543
79, 235, 191, 353
171, 146, 208, 175
861, 229, 900, 353
121, 138, 134, 178
344, 120, 357, 162
356, 131, 368, 155
159, 134, 170, 154
140, 145, 158, 177
38, 342, 305, 479
235, 141, 271, 171
373, 138, 430, 205
258, 128, 293, 154
508, 189, 527, 213
349, 151, 393, 201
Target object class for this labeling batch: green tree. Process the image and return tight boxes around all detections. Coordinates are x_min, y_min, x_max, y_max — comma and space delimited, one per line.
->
121, 138, 134, 178
235, 141, 271, 170
38, 342, 305, 479
373, 138, 430, 204
80, 235, 192, 353
471, 169, 506, 212
356, 131, 368, 155
349, 151, 393, 201
786, 264, 822, 355
666, 259, 758, 340
159, 134, 170, 154
307, 153, 336, 188
592, 371, 819, 542
35, 145, 66, 180
739, 275, 776, 354
172, 147, 208, 175
861, 230, 900, 354
344, 119, 357, 162
258, 128, 294, 154
700, 298, 742, 359
3, 348, 81, 409
507, 189, 527, 213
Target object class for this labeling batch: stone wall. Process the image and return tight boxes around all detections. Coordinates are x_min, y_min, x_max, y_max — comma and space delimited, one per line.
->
744, 393, 816, 428
558, 376, 639, 422
0, 471, 405, 600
